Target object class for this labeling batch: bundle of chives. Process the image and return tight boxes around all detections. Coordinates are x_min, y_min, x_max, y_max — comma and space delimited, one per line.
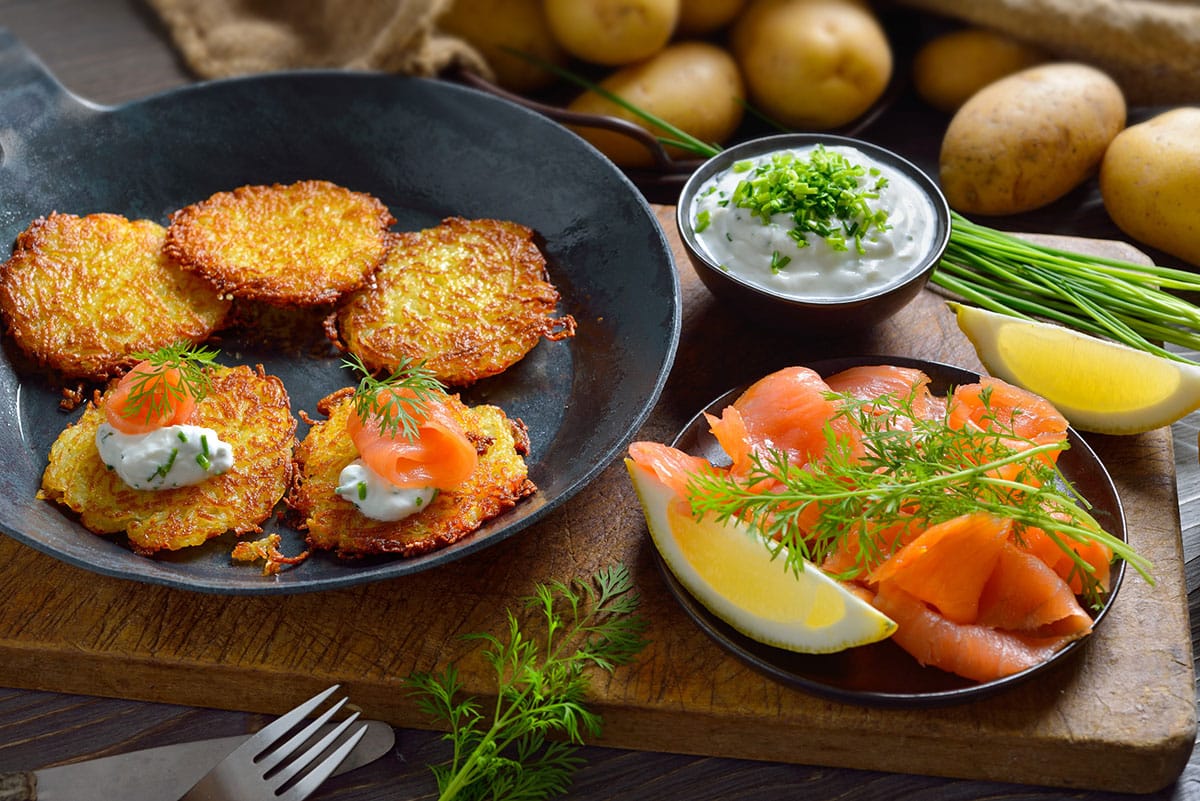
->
933, 213, 1200, 366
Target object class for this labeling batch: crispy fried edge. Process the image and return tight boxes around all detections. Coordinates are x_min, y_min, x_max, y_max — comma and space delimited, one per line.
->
327, 217, 576, 386
290, 387, 536, 558
39, 364, 297, 555
0, 212, 232, 381
164, 180, 396, 306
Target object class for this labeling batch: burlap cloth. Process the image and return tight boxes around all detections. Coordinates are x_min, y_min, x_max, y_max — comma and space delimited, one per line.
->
145, 0, 488, 80
146, 0, 1200, 105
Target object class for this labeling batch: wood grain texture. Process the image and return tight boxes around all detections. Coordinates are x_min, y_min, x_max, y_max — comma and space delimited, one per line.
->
1, 5, 1197, 796
0, 214, 1192, 794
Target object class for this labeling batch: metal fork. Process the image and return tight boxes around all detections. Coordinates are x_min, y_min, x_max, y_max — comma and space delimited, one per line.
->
179, 685, 368, 801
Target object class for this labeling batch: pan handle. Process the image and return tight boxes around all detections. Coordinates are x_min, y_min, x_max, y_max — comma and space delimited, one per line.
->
0, 28, 92, 145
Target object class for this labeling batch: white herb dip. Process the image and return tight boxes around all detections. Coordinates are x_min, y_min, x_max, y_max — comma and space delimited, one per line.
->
96, 423, 234, 491
336, 459, 438, 522
691, 144, 937, 301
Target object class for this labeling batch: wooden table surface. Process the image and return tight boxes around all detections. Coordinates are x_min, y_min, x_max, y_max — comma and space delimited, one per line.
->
1, 2, 1198, 799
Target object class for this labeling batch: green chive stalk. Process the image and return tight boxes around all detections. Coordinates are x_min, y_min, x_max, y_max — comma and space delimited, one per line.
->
935, 213, 1200, 366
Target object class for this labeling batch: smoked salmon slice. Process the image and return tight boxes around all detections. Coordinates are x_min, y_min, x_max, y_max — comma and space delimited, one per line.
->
104, 360, 198, 434
947, 377, 1068, 460
1018, 523, 1113, 595
347, 388, 478, 490
824, 364, 946, 426
975, 542, 1094, 636
729, 366, 859, 468
870, 513, 1012, 624
704, 405, 753, 475
627, 440, 718, 497
872, 583, 1086, 683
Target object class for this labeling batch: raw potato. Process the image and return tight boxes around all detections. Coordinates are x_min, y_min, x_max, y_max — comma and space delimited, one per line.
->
913, 28, 1046, 113
677, 0, 747, 34
1100, 107, 1200, 267
567, 41, 744, 168
730, 0, 891, 130
439, 0, 568, 92
939, 63, 1126, 216
544, 0, 680, 66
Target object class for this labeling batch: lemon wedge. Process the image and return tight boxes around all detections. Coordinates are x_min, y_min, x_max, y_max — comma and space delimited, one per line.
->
626, 459, 897, 653
952, 302, 1200, 434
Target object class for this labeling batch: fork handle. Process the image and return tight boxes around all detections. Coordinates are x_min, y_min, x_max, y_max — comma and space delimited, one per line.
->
0, 772, 36, 801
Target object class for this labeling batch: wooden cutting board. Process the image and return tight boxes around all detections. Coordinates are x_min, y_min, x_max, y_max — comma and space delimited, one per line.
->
0, 208, 1193, 793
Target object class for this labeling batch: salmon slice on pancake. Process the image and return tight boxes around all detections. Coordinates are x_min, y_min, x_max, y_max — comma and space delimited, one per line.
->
40, 364, 296, 554
291, 386, 536, 558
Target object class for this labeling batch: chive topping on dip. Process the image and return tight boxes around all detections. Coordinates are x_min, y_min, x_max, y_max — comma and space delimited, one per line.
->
690, 144, 936, 302
729, 146, 891, 255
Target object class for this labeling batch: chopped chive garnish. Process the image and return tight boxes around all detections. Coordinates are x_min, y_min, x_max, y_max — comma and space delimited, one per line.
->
151, 448, 179, 481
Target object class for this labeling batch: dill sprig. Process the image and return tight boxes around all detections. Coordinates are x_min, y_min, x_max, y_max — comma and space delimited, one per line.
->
121, 342, 218, 422
343, 354, 445, 441
686, 390, 1151, 608
405, 564, 648, 801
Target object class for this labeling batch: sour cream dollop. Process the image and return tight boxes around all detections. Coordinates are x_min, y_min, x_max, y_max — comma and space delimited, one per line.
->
96, 422, 234, 491
336, 459, 438, 522
691, 144, 938, 301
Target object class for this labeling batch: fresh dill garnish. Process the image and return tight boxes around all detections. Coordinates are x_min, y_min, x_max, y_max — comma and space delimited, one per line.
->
121, 342, 219, 422
343, 354, 445, 441
404, 564, 648, 801
685, 389, 1151, 608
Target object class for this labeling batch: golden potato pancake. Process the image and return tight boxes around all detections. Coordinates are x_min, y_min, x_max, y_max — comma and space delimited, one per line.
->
39, 365, 296, 555
164, 180, 395, 306
292, 387, 536, 558
329, 217, 576, 386
0, 212, 231, 381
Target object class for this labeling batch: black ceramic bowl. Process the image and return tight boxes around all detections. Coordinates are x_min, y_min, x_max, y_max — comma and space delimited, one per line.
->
675, 133, 951, 333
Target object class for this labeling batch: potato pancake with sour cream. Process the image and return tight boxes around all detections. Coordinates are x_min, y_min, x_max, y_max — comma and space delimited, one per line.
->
164, 180, 395, 307
0, 212, 231, 381
291, 387, 536, 558
328, 217, 576, 386
39, 365, 296, 554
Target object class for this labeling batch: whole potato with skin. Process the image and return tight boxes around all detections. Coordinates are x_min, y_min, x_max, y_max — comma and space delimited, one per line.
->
913, 28, 1047, 114
439, 0, 568, 93
730, 0, 891, 130
567, 41, 744, 168
544, 0, 680, 66
1100, 108, 1200, 267
939, 63, 1126, 216
677, 0, 747, 34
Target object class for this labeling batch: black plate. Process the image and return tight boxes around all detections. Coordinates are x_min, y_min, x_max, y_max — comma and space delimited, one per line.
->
0, 31, 680, 594
659, 356, 1127, 707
